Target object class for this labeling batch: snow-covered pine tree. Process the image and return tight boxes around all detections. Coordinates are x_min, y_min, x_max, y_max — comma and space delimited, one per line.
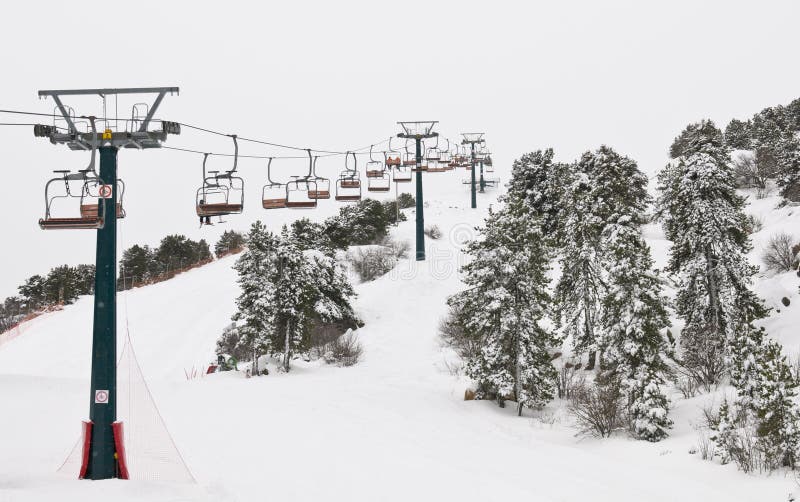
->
232, 221, 279, 375
724, 119, 753, 150
271, 226, 318, 372
754, 339, 800, 469
656, 120, 767, 387
749, 106, 800, 201
267, 226, 361, 372
305, 249, 361, 333
600, 212, 672, 441
505, 148, 572, 240
555, 146, 640, 370
448, 198, 557, 414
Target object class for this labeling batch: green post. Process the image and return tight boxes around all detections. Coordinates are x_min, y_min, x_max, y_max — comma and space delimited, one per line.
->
415, 138, 425, 261
86, 145, 118, 480
470, 143, 477, 209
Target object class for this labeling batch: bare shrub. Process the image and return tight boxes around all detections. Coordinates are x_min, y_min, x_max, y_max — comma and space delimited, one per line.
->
556, 361, 585, 399
694, 427, 717, 461
323, 331, 363, 367
675, 374, 701, 399
348, 246, 398, 281
424, 224, 442, 240
743, 214, 764, 234
568, 377, 627, 438
761, 232, 797, 272
438, 308, 480, 361
732, 151, 776, 198
380, 237, 410, 259
441, 356, 463, 376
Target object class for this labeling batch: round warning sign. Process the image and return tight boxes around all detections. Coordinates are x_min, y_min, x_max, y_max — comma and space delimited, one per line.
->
99, 185, 113, 199
95, 389, 109, 404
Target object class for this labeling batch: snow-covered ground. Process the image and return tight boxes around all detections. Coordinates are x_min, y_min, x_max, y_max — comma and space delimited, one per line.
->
1, 171, 798, 501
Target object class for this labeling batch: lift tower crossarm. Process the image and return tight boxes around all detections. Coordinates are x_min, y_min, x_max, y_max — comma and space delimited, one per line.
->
37, 87, 180, 150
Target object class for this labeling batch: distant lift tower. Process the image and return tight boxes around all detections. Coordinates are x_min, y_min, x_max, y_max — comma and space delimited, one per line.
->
397, 121, 438, 261
461, 133, 484, 209
34, 87, 179, 480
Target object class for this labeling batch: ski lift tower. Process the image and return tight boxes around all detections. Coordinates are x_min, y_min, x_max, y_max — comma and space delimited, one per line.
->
397, 121, 438, 261
477, 146, 490, 193
461, 133, 484, 209
34, 87, 180, 480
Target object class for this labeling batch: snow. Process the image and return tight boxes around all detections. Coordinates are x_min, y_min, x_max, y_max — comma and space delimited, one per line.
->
0, 171, 797, 501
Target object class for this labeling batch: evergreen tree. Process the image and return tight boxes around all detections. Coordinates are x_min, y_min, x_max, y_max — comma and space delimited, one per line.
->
44, 265, 80, 304
555, 146, 643, 370
448, 199, 557, 414
74, 264, 95, 295
657, 120, 767, 386
750, 106, 800, 200
600, 220, 672, 441
18, 275, 46, 312
724, 119, 753, 150
232, 221, 279, 375
754, 339, 800, 469
290, 218, 334, 254
505, 148, 572, 239
214, 230, 244, 257
120, 244, 156, 288
271, 227, 317, 371
324, 199, 394, 248
232, 223, 360, 374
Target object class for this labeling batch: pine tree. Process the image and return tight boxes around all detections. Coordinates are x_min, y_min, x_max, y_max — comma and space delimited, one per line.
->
657, 120, 767, 387
505, 148, 572, 239
232, 221, 279, 375
270, 227, 316, 372
750, 106, 800, 201
231, 223, 360, 374
448, 199, 557, 414
724, 119, 753, 150
555, 146, 643, 370
214, 230, 245, 257
754, 339, 800, 469
600, 225, 672, 440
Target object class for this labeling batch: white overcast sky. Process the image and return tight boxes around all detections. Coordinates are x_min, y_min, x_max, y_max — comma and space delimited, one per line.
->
1, 0, 799, 298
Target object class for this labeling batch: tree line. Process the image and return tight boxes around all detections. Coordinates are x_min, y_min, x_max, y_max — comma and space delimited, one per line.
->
1, 231, 243, 334
723, 97, 800, 200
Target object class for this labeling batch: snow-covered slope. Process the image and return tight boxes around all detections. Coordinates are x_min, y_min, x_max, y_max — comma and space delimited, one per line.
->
0, 172, 796, 502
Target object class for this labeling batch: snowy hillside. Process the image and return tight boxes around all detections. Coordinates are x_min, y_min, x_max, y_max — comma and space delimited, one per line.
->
1, 171, 797, 502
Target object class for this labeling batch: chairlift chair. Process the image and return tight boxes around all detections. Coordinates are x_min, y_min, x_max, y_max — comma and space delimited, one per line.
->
440, 140, 452, 170
79, 179, 126, 219
366, 146, 385, 178
262, 158, 287, 209
386, 151, 411, 183
402, 143, 417, 167
39, 117, 113, 230
307, 152, 330, 199
197, 136, 244, 220
285, 176, 319, 208
366, 160, 385, 178
385, 152, 401, 168
385, 137, 401, 168
335, 152, 362, 202
367, 171, 391, 192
